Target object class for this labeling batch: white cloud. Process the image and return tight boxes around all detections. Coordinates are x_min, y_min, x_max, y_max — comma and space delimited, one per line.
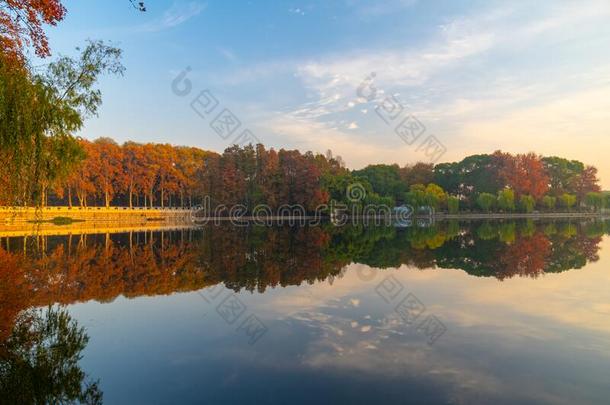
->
201, 1, 610, 185
217, 47, 238, 62
262, 114, 416, 168
142, 1, 206, 32
289, 7, 306, 16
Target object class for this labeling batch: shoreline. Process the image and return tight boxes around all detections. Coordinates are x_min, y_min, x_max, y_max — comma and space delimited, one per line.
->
0, 206, 607, 227
0, 207, 194, 224
437, 212, 606, 220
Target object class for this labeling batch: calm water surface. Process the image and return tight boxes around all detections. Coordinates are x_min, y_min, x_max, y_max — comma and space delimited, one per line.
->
1, 220, 610, 404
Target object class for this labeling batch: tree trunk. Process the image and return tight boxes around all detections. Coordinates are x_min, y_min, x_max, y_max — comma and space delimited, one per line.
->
68, 188, 73, 208
129, 183, 133, 209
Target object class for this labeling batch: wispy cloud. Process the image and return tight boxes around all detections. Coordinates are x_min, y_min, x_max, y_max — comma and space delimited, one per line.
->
142, 1, 206, 32
217, 47, 238, 62
179, 0, 610, 184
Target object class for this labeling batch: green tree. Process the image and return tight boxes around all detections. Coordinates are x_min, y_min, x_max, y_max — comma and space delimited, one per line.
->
476, 193, 496, 212
424, 183, 446, 210
404, 184, 427, 208
542, 195, 556, 211
497, 189, 515, 212
0, 40, 124, 206
519, 195, 536, 213
447, 196, 460, 214
584, 192, 604, 212
559, 193, 577, 211
542, 156, 584, 195
353, 164, 406, 203
434, 154, 503, 203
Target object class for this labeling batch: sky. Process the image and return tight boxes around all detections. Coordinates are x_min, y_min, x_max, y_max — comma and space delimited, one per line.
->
45, 0, 610, 188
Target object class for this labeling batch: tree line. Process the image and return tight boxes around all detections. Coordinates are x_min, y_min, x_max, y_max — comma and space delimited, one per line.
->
26, 140, 607, 213
34, 140, 342, 209
344, 151, 606, 213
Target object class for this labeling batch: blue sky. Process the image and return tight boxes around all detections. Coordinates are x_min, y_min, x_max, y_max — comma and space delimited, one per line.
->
47, 0, 610, 187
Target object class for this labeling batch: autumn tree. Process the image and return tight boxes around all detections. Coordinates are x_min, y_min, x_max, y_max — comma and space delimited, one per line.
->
175, 146, 209, 207
571, 166, 600, 202
140, 143, 160, 207
155, 144, 182, 208
400, 162, 435, 188
94, 138, 125, 207
122, 142, 147, 208
496, 152, 549, 199
0, 0, 66, 64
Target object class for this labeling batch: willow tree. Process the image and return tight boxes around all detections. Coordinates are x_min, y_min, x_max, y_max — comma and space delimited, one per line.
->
0, 40, 124, 206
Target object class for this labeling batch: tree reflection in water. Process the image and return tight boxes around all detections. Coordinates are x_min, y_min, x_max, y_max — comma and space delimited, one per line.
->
0, 306, 102, 404
0, 220, 607, 401
0, 220, 607, 304
0, 219, 608, 394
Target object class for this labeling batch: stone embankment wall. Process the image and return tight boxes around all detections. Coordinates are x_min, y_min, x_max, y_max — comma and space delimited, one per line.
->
0, 207, 193, 223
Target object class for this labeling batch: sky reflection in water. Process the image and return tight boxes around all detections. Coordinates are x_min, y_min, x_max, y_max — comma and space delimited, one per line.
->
1, 220, 610, 404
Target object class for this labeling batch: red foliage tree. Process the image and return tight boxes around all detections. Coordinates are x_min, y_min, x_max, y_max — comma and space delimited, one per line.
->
571, 165, 601, 202
496, 151, 549, 199
0, 0, 66, 64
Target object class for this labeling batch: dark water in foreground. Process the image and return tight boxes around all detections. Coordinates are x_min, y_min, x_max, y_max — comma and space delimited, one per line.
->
1, 220, 610, 404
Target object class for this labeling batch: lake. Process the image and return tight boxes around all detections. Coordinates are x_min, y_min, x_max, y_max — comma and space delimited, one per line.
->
1, 219, 609, 404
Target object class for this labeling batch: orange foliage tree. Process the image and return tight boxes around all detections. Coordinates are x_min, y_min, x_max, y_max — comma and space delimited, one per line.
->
0, 0, 66, 64
496, 151, 549, 199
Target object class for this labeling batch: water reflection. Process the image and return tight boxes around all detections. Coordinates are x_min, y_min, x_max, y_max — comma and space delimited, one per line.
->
0, 220, 608, 334
0, 219, 609, 404
0, 306, 102, 404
